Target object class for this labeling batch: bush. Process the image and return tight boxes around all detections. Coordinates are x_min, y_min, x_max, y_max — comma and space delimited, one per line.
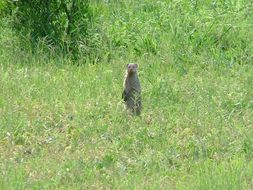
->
11, 0, 99, 61
0, 0, 13, 16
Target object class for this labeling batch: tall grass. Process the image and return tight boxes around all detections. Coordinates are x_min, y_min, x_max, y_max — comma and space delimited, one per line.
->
1, 0, 253, 189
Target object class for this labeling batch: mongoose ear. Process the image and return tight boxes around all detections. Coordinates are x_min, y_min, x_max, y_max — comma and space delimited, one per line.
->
126, 64, 129, 68
134, 64, 138, 68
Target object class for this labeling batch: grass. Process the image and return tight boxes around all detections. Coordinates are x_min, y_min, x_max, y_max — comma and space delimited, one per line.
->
1, 0, 253, 189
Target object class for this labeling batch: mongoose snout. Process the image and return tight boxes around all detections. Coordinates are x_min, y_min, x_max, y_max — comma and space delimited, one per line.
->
127, 64, 137, 74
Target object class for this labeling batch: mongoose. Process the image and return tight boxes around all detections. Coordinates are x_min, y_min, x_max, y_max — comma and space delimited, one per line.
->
122, 63, 142, 115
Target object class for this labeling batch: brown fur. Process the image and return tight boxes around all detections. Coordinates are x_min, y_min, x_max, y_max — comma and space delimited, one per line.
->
122, 63, 142, 115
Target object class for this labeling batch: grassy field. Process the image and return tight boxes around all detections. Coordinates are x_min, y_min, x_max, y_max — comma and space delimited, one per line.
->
1, 1, 253, 189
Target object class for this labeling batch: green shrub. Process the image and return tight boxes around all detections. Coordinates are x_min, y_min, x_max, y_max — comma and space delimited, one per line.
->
0, 0, 13, 16
12, 0, 99, 61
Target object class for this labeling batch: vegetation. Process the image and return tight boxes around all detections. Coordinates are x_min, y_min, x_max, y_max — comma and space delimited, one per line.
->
1, 0, 253, 189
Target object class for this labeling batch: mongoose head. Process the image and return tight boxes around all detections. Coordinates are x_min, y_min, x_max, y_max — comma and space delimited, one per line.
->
126, 63, 138, 75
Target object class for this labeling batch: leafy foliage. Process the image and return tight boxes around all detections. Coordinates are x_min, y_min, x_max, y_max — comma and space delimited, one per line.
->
0, 0, 13, 16
12, 0, 98, 60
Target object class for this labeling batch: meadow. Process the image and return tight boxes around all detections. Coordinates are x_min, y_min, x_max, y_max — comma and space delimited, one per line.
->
1, 1, 253, 189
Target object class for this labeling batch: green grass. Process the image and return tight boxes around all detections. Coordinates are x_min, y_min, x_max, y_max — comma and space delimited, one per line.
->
1, 0, 253, 189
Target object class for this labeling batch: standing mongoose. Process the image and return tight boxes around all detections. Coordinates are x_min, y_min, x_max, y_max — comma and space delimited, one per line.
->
122, 63, 142, 115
